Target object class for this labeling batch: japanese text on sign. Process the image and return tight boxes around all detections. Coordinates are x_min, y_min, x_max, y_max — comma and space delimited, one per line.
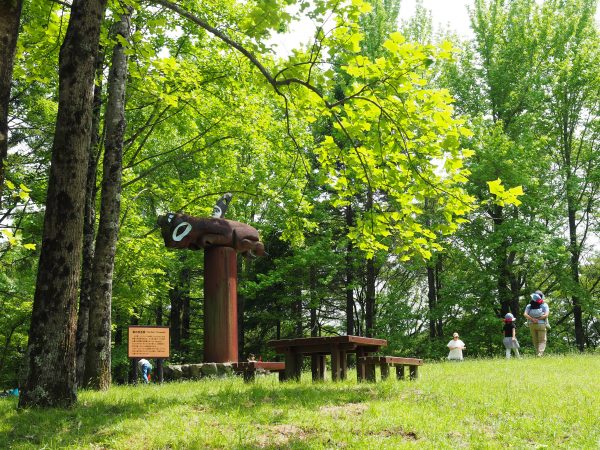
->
128, 326, 170, 358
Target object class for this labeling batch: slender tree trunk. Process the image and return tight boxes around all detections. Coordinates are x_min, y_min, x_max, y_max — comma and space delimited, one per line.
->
293, 285, 302, 337
0, 0, 23, 208
156, 299, 163, 326
427, 262, 437, 338
567, 194, 584, 351
19, 0, 107, 408
364, 192, 376, 338
492, 205, 511, 317
181, 268, 191, 354
237, 259, 245, 360
435, 257, 443, 337
84, 10, 131, 390
309, 265, 318, 337
509, 264, 521, 317
114, 311, 122, 346
345, 205, 355, 335
76, 50, 104, 388
169, 280, 182, 352
128, 310, 139, 383
365, 258, 376, 337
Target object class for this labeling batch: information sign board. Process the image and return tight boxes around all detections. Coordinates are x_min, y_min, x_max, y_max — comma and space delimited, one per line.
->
128, 326, 170, 358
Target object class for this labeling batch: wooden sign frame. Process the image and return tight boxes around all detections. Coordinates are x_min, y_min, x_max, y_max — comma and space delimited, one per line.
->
128, 326, 170, 358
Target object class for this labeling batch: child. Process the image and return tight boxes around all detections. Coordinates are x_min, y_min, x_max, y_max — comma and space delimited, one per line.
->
447, 332, 466, 361
502, 313, 520, 358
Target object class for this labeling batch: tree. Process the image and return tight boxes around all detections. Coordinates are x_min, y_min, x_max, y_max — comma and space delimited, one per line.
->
539, 0, 600, 350
19, 0, 107, 408
0, 0, 23, 208
83, 8, 132, 389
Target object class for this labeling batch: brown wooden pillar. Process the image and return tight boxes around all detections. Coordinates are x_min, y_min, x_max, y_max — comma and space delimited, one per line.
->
204, 247, 238, 362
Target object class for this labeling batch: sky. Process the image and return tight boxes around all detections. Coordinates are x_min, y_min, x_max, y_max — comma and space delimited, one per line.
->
271, 0, 600, 55
271, 0, 473, 55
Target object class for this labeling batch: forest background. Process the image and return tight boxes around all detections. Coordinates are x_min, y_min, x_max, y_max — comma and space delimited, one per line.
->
0, 0, 599, 406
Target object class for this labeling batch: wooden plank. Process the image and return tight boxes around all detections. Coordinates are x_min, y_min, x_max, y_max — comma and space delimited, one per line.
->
268, 335, 387, 350
359, 356, 423, 366
232, 361, 285, 371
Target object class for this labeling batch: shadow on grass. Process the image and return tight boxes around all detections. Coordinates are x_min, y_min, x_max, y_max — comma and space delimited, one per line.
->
1, 376, 405, 448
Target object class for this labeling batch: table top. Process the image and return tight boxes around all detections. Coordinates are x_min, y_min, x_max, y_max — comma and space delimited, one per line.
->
268, 335, 387, 353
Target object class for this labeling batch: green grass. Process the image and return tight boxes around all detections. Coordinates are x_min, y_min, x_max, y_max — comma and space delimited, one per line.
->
1, 354, 599, 449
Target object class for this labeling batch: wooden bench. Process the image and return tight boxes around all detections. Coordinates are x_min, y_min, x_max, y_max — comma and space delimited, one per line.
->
231, 361, 286, 382
358, 356, 423, 382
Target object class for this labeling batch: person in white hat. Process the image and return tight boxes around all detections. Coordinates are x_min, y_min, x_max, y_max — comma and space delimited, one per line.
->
447, 332, 466, 361
502, 313, 520, 358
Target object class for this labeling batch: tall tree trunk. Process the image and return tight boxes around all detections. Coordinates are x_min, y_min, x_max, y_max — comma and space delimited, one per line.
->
237, 259, 245, 360
169, 273, 182, 352
0, 0, 23, 208
155, 299, 163, 326
237, 259, 245, 361
19, 0, 107, 408
492, 205, 511, 317
567, 184, 584, 351
76, 50, 104, 388
435, 257, 443, 337
364, 191, 376, 338
84, 10, 130, 390
365, 258, 376, 337
309, 265, 318, 337
181, 268, 191, 354
114, 311, 122, 346
427, 262, 437, 338
293, 285, 302, 337
345, 205, 355, 335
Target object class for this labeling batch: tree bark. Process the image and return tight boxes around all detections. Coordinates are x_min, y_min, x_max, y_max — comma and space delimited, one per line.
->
567, 185, 585, 351
0, 0, 23, 208
76, 50, 104, 388
427, 262, 438, 338
345, 205, 355, 335
19, 0, 107, 408
309, 265, 318, 337
492, 204, 512, 317
84, 10, 130, 390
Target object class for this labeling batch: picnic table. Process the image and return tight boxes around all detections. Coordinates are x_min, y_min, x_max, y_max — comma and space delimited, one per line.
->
268, 335, 387, 382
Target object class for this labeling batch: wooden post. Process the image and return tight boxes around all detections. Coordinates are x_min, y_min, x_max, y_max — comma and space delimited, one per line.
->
133, 358, 139, 385
381, 361, 390, 380
204, 247, 238, 363
340, 350, 348, 380
284, 351, 301, 381
156, 358, 164, 383
331, 346, 341, 381
409, 365, 418, 380
366, 359, 376, 382
396, 365, 405, 380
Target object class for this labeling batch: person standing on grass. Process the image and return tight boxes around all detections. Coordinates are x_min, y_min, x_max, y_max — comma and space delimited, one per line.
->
138, 358, 153, 383
447, 332, 466, 361
502, 313, 520, 358
524, 291, 550, 356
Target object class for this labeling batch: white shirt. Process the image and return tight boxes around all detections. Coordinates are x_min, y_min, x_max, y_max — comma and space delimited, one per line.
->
447, 339, 465, 360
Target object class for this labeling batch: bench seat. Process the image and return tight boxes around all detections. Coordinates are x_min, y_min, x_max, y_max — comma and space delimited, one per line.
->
231, 361, 286, 382
358, 356, 423, 381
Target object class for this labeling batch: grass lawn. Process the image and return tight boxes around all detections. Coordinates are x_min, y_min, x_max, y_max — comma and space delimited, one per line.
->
1, 354, 599, 449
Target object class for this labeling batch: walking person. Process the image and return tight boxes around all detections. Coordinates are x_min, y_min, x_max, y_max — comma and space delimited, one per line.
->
502, 313, 520, 358
447, 332, 466, 361
524, 291, 550, 356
